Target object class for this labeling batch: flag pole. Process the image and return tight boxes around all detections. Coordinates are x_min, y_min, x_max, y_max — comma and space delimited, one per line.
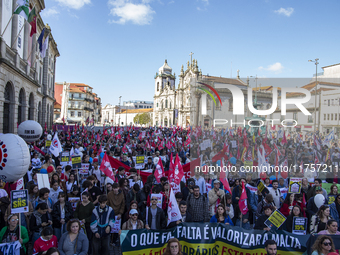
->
0, 14, 15, 37
11, 22, 26, 48
26, 39, 37, 63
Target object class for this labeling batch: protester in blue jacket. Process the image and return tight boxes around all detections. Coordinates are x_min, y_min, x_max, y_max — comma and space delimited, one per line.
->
210, 204, 234, 225
90, 194, 115, 255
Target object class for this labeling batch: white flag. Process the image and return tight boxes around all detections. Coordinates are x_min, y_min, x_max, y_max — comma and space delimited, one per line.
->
167, 188, 182, 226
70, 147, 74, 157
49, 132, 62, 157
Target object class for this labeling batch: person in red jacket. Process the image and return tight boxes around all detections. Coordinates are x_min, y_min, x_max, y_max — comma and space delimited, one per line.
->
280, 193, 294, 217
33, 227, 58, 254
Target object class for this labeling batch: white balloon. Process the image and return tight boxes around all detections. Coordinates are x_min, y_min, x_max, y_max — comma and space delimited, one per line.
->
153, 157, 160, 165
18, 120, 43, 143
314, 194, 325, 208
47, 134, 52, 140
0, 134, 30, 182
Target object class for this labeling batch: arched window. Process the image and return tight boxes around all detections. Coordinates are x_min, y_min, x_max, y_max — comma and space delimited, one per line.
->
157, 82, 159, 91
165, 99, 168, 108
28, 93, 34, 120
169, 102, 171, 109
3, 82, 14, 133
18, 88, 26, 125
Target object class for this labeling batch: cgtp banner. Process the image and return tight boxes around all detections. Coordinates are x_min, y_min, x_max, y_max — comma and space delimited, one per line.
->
120, 223, 309, 255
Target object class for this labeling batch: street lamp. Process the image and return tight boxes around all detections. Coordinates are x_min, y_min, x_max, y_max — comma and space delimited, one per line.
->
308, 58, 319, 132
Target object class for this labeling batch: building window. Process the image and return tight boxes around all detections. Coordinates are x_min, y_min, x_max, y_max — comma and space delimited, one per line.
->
308, 115, 313, 123
324, 100, 327, 105
169, 102, 171, 109
324, 114, 326, 121
336, 114, 338, 121
293, 112, 297, 121
70, 111, 75, 117
78, 112, 82, 117
157, 82, 159, 91
332, 99, 334, 105
165, 100, 168, 108
331, 114, 334, 120
328, 100, 330, 106
157, 103, 158, 108
229, 98, 233, 111
328, 114, 330, 120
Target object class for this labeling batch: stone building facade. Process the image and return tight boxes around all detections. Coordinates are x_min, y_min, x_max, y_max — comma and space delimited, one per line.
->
0, 0, 59, 133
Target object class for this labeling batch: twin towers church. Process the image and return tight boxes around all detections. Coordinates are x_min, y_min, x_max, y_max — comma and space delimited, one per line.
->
152, 58, 272, 128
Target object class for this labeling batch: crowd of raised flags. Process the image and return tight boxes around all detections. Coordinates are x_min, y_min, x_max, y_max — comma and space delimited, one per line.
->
0, 122, 339, 254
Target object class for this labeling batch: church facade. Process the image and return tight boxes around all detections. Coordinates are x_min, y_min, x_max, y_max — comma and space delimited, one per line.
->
153, 59, 276, 128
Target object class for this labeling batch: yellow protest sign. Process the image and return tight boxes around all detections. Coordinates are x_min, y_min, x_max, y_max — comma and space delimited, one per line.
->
264, 209, 287, 230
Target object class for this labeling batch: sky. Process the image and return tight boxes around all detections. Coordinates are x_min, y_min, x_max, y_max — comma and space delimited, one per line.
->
42, 0, 340, 106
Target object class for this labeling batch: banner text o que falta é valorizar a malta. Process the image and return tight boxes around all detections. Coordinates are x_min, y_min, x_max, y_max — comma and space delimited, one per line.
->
120, 223, 309, 255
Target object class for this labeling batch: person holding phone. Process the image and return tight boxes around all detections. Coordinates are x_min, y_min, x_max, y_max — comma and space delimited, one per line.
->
30, 202, 53, 244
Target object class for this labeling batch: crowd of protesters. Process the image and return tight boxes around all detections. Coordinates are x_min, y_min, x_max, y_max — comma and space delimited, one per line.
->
0, 124, 340, 255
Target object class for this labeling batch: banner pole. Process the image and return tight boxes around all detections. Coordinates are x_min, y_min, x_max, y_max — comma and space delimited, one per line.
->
0, 14, 14, 37
11, 21, 25, 48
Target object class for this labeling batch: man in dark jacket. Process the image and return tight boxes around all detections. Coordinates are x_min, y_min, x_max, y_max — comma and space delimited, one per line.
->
91, 195, 115, 255
145, 195, 166, 230
167, 201, 193, 228
186, 186, 210, 222
126, 184, 141, 211
306, 186, 328, 219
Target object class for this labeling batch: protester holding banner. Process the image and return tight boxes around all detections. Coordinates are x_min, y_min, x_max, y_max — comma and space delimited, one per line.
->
162, 238, 188, 255
311, 235, 336, 255
186, 186, 210, 222
310, 205, 333, 234
208, 180, 225, 216
0, 214, 29, 254
318, 219, 340, 235
285, 205, 304, 232
145, 194, 166, 230
210, 204, 233, 225
254, 204, 273, 231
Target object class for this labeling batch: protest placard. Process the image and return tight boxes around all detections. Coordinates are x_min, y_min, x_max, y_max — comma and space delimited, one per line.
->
111, 216, 121, 233
292, 217, 307, 235
68, 197, 80, 211
79, 163, 90, 175
289, 178, 302, 194
265, 210, 287, 230
45, 140, 51, 148
72, 156, 82, 169
37, 173, 50, 189
11, 190, 29, 213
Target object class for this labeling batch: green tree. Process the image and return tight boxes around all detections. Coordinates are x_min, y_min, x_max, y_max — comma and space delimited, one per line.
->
134, 113, 151, 125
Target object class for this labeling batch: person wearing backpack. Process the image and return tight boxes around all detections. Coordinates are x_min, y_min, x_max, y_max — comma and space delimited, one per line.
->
186, 185, 210, 222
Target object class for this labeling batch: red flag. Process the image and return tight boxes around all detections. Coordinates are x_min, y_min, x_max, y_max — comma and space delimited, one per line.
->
108, 155, 131, 171
34, 146, 45, 156
238, 181, 248, 215
96, 133, 100, 142
100, 153, 116, 182
154, 157, 165, 183
172, 154, 184, 185
182, 158, 199, 179
220, 160, 232, 194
